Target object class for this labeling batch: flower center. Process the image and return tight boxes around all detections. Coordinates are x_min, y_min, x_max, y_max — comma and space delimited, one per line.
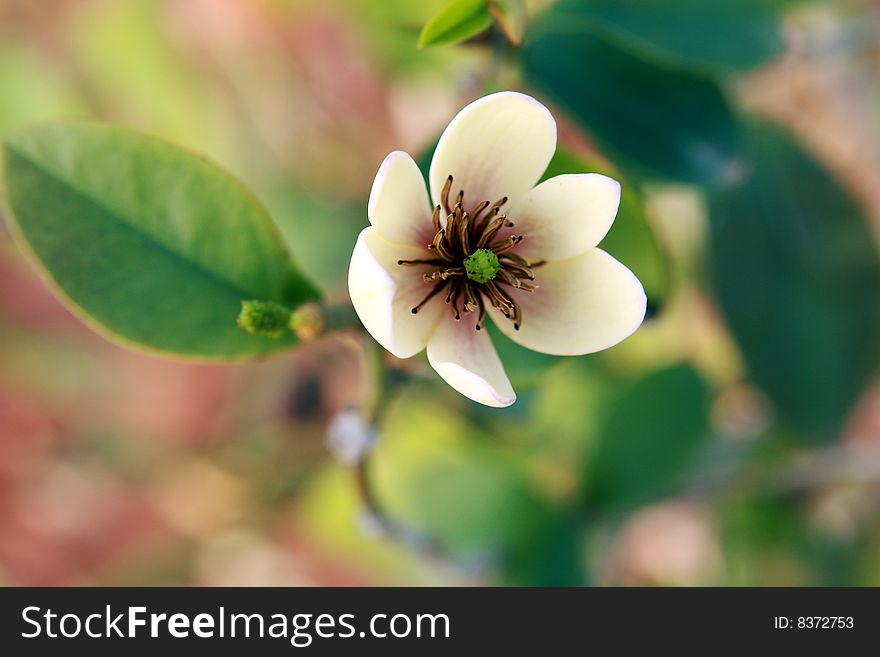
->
397, 174, 540, 331
463, 248, 500, 284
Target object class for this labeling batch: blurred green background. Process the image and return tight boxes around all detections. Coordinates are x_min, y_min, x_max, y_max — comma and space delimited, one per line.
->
1, 0, 880, 586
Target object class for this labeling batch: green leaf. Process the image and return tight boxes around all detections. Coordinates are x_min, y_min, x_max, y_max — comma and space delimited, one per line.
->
547, 0, 784, 76
487, 0, 527, 46
584, 365, 711, 507
708, 122, 880, 440
503, 512, 587, 585
522, 18, 744, 185
720, 496, 858, 586
486, 321, 562, 390
542, 149, 669, 315
1, 122, 319, 359
265, 185, 367, 294
418, 0, 493, 48
373, 392, 548, 554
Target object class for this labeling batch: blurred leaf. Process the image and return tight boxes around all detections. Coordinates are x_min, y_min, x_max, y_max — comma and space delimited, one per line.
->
373, 393, 547, 553
769, 0, 814, 6
708, 122, 880, 440
584, 365, 711, 507
0, 44, 86, 136
720, 496, 857, 586
546, 0, 784, 76
503, 513, 587, 585
522, 20, 744, 185
527, 361, 618, 453
1, 122, 318, 359
265, 186, 367, 294
69, 0, 228, 160
348, 0, 466, 75
486, 321, 562, 390
542, 149, 669, 315
296, 466, 452, 585
416, 135, 440, 188
418, 0, 493, 48
487, 0, 527, 46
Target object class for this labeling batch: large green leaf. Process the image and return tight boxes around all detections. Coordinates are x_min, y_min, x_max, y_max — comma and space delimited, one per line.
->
373, 392, 548, 554
708, 122, 880, 440
1, 122, 319, 359
265, 185, 367, 294
546, 0, 784, 76
584, 365, 711, 507
522, 19, 744, 185
418, 0, 493, 48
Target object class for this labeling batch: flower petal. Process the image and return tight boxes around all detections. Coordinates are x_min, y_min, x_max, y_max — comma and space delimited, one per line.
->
429, 91, 556, 208
348, 227, 444, 358
508, 173, 621, 261
492, 249, 646, 355
427, 317, 516, 408
368, 151, 433, 247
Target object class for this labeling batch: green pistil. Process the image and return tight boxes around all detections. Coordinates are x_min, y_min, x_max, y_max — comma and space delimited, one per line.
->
463, 248, 501, 284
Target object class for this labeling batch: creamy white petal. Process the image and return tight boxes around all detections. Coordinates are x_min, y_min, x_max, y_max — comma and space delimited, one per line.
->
348, 227, 444, 359
508, 173, 621, 261
429, 91, 556, 209
368, 151, 433, 247
427, 317, 516, 408
492, 249, 646, 356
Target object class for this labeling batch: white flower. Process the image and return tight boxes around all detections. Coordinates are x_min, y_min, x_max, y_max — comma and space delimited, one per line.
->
348, 91, 646, 408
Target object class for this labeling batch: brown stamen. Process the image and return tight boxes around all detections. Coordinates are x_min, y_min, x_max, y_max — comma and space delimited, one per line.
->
495, 268, 522, 289
411, 282, 447, 314
513, 303, 522, 330
501, 263, 535, 280
475, 214, 508, 250
474, 295, 487, 330
473, 206, 500, 239
447, 281, 462, 320
468, 200, 491, 229
499, 251, 530, 267
441, 175, 453, 214
463, 283, 478, 313
458, 211, 471, 254
398, 257, 447, 266
490, 235, 523, 255
487, 280, 515, 309
399, 175, 537, 331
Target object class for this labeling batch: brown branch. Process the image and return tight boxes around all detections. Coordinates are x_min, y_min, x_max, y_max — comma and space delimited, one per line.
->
351, 450, 448, 560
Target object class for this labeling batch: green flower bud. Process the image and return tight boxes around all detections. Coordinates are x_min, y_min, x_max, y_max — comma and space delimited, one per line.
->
237, 300, 292, 338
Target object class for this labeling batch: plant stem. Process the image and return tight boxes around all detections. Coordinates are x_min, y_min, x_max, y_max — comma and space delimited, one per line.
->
322, 302, 363, 333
